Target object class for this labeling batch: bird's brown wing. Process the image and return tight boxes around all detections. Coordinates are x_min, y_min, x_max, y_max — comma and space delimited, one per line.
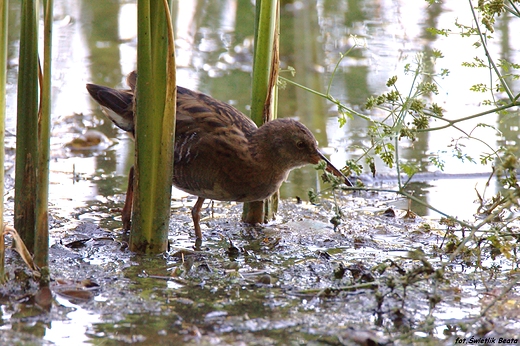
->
172, 86, 259, 200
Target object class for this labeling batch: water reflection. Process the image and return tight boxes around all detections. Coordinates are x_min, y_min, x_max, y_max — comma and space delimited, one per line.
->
5, 0, 520, 221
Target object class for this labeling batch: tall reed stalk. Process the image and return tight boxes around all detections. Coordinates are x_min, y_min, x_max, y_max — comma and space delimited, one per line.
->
34, 0, 53, 268
130, 0, 176, 253
242, 0, 280, 224
14, 0, 39, 254
0, 0, 8, 276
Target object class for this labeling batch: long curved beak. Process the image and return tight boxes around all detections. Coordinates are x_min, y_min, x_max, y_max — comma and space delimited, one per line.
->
318, 151, 353, 187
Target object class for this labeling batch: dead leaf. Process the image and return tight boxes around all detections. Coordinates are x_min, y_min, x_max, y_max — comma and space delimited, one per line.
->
3, 225, 39, 273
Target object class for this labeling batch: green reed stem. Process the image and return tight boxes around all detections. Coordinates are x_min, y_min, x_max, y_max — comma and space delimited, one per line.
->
34, 0, 53, 268
250, 0, 278, 125
14, 0, 39, 253
131, 0, 176, 253
243, 0, 280, 225
0, 0, 8, 276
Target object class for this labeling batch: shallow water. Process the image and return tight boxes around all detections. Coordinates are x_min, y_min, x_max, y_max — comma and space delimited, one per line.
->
2, 0, 520, 344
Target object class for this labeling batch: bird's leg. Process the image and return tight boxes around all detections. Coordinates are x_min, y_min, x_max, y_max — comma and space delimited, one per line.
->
192, 197, 205, 239
122, 165, 134, 230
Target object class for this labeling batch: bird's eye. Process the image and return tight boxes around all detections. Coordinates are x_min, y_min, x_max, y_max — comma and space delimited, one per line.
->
296, 141, 305, 149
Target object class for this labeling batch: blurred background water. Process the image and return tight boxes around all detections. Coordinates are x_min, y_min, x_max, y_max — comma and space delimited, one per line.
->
4, 0, 520, 222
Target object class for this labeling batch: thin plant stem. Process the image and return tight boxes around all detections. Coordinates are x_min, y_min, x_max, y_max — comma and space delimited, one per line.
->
278, 76, 372, 121
35, 0, 53, 268
417, 100, 520, 132
0, 0, 8, 276
469, 0, 514, 101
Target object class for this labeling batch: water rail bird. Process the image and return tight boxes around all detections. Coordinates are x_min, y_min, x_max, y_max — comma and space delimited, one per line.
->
86, 71, 351, 239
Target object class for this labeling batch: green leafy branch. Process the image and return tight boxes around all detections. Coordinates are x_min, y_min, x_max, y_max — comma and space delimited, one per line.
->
289, 1, 520, 333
